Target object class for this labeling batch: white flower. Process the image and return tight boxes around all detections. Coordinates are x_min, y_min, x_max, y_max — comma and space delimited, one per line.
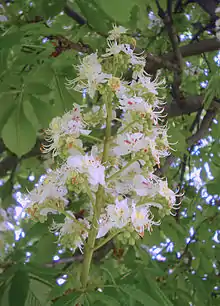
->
52, 212, 90, 252
43, 105, 90, 157
103, 41, 125, 57
133, 174, 158, 197
61, 105, 90, 137
106, 198, 130, 228
130, 54, 146, 67
137, 75, 159, 95
97, 215, 113, 239
67, 153, 105, 186
131, 204, 159, 236
25, 168, 69, 217
158, 180, 176, 207
97, 198, 131, 238
27, 182, 68, 206
107, 25, 127, 41
114, 132, 149, 155
115, 81, 130, 99
109, 161, 143, 194
119, 96, 147, 112
66, 53, 111, 98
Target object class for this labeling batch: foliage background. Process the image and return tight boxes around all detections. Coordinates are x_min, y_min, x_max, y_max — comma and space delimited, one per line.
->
0, 0, 220, 305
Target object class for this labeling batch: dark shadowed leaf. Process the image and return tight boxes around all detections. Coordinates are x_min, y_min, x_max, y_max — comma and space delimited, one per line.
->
9, 269, 30, 306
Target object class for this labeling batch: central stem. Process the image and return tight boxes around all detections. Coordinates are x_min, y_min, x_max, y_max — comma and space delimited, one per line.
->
81, 92, 112, 289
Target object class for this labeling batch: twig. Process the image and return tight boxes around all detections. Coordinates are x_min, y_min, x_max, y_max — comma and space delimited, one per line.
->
159, 4, 184, 107
63, 4, 86, 25
187, 100, 220, 146
145, 38, 220, 74
179, 212, 218, 260
156, 100, 220, 177
49, 35, 90, 54
45, 240, 114, 268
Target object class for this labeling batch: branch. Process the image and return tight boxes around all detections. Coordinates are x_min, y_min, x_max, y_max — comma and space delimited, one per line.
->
156, 100, 220, 176
63, 4, 86, 25
186, 0, 219, 18
166, 95, 204, 118
187, 100, 220, 146
179, 212, 218, 260
145, 38, 220, 74
45, 241, 113, 267
50, 35, 90, 54
163, 12, 184, 107
145, 53, 178, 72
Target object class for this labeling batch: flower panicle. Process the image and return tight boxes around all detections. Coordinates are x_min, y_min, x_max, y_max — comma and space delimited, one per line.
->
25, 24, 178, 254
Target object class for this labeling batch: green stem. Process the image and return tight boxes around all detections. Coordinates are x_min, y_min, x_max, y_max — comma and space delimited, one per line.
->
94, 230, 121, 252
81, 134, 102, 143
81, 93, 112, 289
119, 120, 137, 134
80, 186, 103, 289
106, 158, 138, 182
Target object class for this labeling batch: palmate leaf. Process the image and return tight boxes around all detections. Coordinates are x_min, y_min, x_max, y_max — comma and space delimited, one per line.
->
0, 93, 15, 132
95, 0, 136, 23
9, 269, 30, 306
119, 284, 160, 306
53, 291, 83, 306
0, 30, 24, 49
1, 102, 37, 157
25, 278, 52, 306
29, 95, 53, 128
32, 233, 58, 264
88, 291, 121, 306
76, 0, 111, 33
53, 72, 78, 114
141, 274, 174, 306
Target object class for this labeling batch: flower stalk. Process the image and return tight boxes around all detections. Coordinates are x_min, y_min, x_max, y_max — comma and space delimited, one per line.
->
81, 93, 112, 289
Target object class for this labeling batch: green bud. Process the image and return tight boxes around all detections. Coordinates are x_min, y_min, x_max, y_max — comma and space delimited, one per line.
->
123, 231, 131, 239
128, 237, 136, 246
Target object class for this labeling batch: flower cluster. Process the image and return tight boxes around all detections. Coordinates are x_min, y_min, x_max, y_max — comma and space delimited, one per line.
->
25, 25, 178, 254
42, 104, 91, 158
216, 6, 220, 41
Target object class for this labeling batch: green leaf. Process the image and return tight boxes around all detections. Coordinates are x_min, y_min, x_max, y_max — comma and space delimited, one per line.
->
29, 95, 53, 128
2, 104, 37, 157
0, 94, 15, 132
25, 278, 52, 306
191, 257, 200, 270
120, 285, 160, 306
23, 100, 39, 132
32, 234, 57, 264
95, 0, 135, 23
53, 291, 82, 306
89, 292, 121, 306
142, 274, 174, 306
206, 180, 220, 195
168, 124, 187, 155
53, 73, 75, 113
9, 269, 30, 306
25, 83, 52, 95
0, 49, 8, 74
76, 0, 111, 33
0, 31, 23, 48
41, 0, 65, 19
